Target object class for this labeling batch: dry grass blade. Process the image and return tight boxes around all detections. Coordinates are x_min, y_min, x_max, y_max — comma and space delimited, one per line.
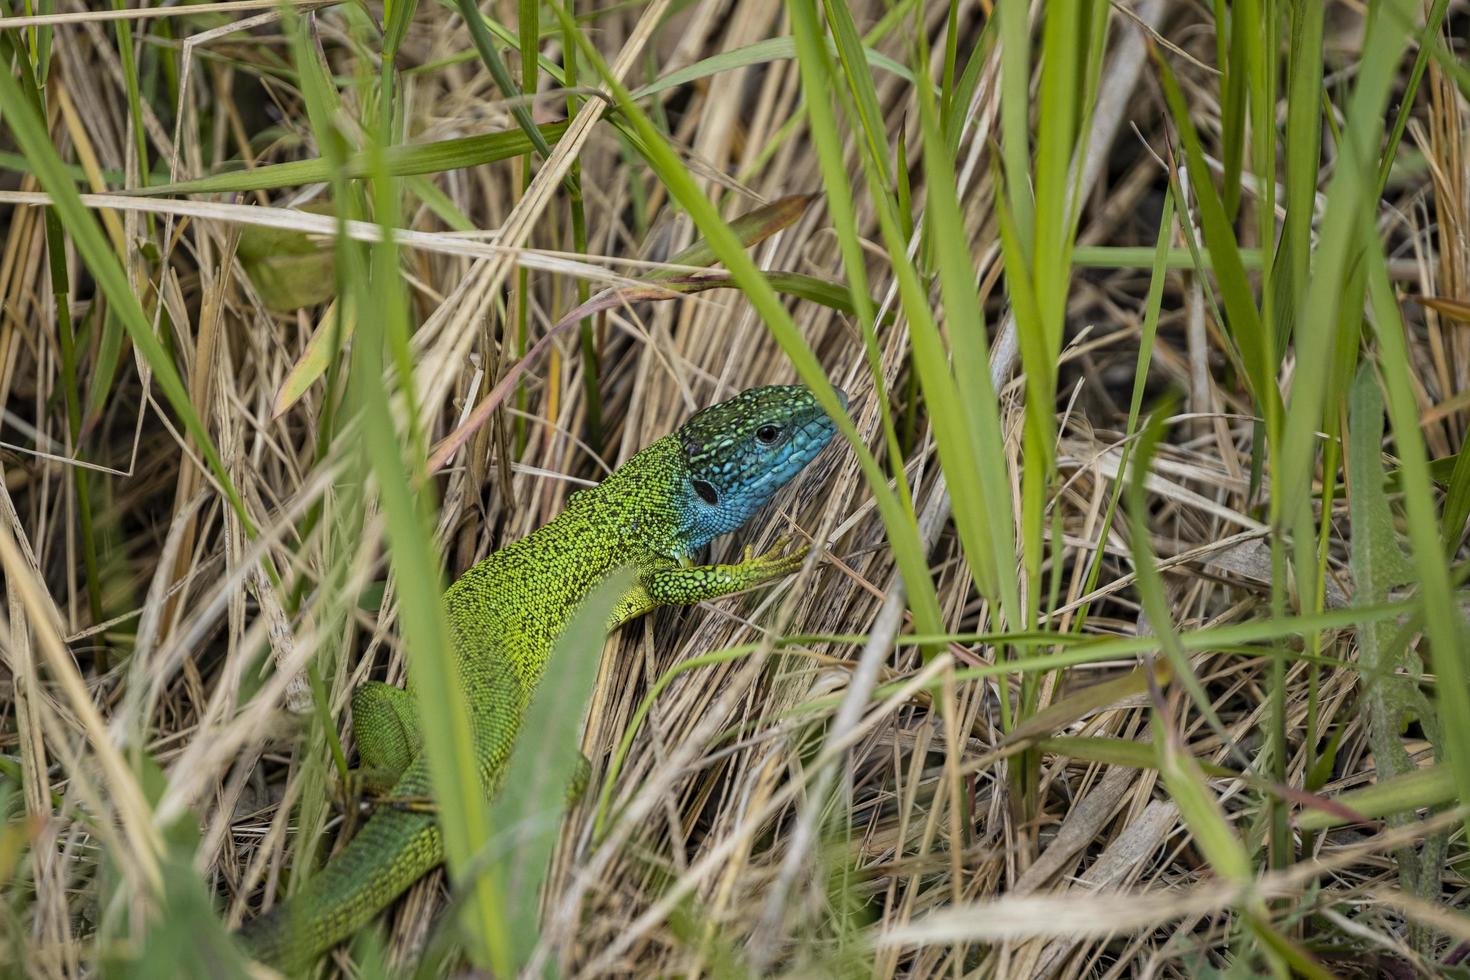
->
0, 0, 337, 30
0, 522, 163, 892
3, 0, 1468, 977
1416, 294, 1470, 324
879, 808, 1467, 946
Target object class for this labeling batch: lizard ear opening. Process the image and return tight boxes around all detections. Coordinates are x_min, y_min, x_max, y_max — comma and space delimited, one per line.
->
692, 479, 720, 506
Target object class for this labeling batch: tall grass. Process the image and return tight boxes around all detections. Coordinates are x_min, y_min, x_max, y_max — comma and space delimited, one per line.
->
2, 0, 1467, 977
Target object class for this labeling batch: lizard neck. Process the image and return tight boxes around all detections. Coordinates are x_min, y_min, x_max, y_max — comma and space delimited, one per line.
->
578, 435, 706, 562
445, 436, 695, 684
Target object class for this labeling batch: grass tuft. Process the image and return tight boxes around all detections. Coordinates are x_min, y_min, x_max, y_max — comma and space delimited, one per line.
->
2, 1, 1467, 976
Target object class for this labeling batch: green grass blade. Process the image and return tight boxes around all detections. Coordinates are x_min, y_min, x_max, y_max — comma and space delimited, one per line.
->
1297, 764, 1458, 830
350, 319, 503, 968
1360, 209, 1470, 846
993, 178, 1050, 620
1376, 0, 1452, 194
629, 36, 918, 101
408, 6, 569, 83
1073, 189, 1176, 629
1154, 712, 1253, 887
1275, 5, 1419, 847
484, 568, 633, 968
44, 207, 105, 633
1037, 736, 1235, 779
1346, 362, 1441, 896
652, 192, 817, 278
942, 13, 995, 159
1277, 0, 1415, 571
1072, 245, 1266, 269
110, 0, 149, 191
382, 0, 419, 63
997, 0, 1033, 258
785, 0, 912, 527
1031, 1, 1080, 342
819, 0, 891, 188
1441, 440, 1470, 553
1126, 408, 1237, 754
127, 122, 569, 196
358, 143, 508, 980
591, 643, 757, 838
1155, 52, 1274, 422
1215, 0, 1247, 220
826, 31, 1008, 654
1273, 0, 1323, 356
453, 0, 551, 160
915, 59, 1019, 629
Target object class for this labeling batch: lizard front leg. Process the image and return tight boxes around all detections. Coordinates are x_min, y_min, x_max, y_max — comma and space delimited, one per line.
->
617, 536, 808, 623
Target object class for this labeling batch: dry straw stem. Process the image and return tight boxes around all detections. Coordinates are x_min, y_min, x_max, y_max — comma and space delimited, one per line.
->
0, 521, 164, 893
3, 0, 1470, 977
879, 807, 1470, 946
0, 189, 647, 283
0, 0, 337, 30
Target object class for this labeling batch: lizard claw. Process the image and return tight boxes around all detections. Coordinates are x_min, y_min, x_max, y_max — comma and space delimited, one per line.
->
752, 534, 808, 573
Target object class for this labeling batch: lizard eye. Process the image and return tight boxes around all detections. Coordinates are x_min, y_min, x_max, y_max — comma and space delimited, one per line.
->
755, 424, 783, 445
692, 479, 720, 505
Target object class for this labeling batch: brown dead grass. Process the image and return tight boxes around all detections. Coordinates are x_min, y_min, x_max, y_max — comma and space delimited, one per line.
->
1, 1, 1467, 978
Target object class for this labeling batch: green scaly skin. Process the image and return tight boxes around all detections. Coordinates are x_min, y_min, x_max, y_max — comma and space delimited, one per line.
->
239, 385, 844, 972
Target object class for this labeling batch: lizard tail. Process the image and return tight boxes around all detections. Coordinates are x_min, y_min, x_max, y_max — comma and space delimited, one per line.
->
238, 807, 442, 973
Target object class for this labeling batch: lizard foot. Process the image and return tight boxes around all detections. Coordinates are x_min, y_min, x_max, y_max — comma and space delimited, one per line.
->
740, 534, 809, 578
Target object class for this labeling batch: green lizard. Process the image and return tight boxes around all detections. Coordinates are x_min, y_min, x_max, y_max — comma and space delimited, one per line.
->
239, 383, 846, 971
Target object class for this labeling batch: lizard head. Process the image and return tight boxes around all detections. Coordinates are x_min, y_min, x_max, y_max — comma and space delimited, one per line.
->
675, 384, 847, 549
